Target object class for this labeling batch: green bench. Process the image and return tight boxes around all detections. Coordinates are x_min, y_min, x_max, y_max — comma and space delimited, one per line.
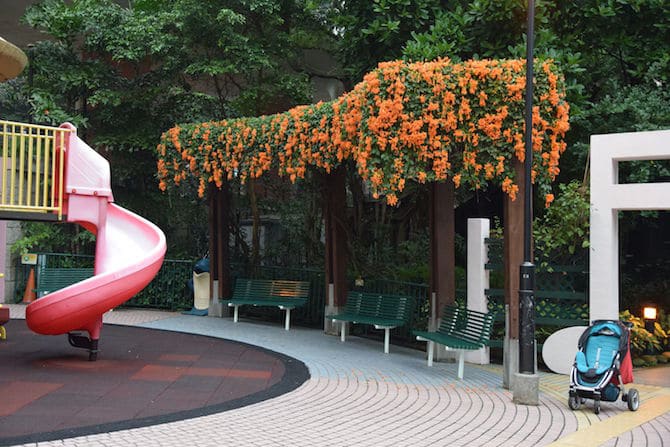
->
327, 291, 414, 354
413, 305, 496, 379
227, 279, 310, 330
35, 267, 94, 297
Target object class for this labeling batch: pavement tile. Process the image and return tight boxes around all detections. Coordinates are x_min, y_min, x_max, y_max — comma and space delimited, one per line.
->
3, 304, 670, 447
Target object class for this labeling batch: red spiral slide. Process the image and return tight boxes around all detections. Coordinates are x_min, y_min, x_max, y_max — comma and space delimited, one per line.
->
25, 124, 166, 359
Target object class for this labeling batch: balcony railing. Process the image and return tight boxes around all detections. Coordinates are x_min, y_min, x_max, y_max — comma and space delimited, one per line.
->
0, 120, 69, 220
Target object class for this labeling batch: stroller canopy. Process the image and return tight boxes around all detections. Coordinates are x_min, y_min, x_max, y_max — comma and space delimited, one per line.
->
576, 320, 629, 376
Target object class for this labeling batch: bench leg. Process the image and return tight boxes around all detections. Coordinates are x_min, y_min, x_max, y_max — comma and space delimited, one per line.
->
427, 341, 434, 367
233, 305, 239, 323
457, 350, 465, 379
284, 308, 291, 331
383, 328, 390, 354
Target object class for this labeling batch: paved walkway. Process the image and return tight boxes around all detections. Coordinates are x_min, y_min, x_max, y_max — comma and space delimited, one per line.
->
3, 304, 670, 447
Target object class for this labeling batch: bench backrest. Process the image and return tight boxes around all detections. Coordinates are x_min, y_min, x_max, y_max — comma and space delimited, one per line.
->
232, 278, 310, 300
345, 291, 414, 322
439, 305, 496, 345
37, 267, 94, 293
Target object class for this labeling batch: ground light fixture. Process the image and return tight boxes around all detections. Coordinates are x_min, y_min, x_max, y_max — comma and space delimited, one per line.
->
643, 305, 657, 333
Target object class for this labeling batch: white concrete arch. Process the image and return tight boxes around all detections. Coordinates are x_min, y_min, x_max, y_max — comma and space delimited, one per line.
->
589, 129, 670, 322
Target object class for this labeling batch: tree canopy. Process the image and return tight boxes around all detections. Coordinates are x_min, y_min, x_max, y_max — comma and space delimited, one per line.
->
3, 0, 668, 272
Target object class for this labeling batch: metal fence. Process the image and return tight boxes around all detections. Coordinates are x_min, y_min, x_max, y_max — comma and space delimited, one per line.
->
13, 254, 433, 342
13, 253, 194, 311
484, 238, 589, 350
14, 246, 587, 350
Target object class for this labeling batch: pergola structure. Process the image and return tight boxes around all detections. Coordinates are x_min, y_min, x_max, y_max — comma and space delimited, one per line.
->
157, 58, 569, 366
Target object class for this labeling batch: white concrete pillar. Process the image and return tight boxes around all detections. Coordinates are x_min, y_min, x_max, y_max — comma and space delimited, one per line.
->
324, 283, 341, 335
589, 130, 670, 322
208, 279, 223, 317
465, 218, 490, 365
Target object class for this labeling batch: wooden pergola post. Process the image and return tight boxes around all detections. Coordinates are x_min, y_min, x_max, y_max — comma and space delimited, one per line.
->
208, 181, 231, 316
503, 159, 525, 388
323, 167, 348, 334
429, 181, 456, 328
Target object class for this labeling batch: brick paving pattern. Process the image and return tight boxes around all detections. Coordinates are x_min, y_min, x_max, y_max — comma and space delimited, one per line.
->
3, 304, 669, 447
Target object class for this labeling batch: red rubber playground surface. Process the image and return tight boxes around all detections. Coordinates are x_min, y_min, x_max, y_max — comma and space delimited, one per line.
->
0, 319, 308, 446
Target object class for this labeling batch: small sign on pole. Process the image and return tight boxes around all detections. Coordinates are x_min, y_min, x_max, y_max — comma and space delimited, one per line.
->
21, 253, 37, 265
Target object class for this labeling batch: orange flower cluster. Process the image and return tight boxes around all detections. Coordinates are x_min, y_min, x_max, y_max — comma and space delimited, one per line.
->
156, 58, 569, 205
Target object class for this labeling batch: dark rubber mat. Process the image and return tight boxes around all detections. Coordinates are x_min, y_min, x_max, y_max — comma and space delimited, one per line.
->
0, 319, 309, 446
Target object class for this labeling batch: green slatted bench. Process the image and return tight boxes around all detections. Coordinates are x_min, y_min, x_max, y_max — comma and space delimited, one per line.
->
327, 291, 414, 354
413, 305, 496, 379
227, 279, 310, 330
35, 267, 94, 297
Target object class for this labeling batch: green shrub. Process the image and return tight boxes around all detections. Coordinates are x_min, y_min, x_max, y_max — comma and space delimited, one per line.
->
641, 355, 658, 366
620, 310, 665, 356
632, 357, 648, 368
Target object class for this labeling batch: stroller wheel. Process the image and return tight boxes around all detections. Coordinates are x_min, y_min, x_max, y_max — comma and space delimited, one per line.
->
568, 395, 581, 410
594, 400, 601, 414
627, 389, 640, 411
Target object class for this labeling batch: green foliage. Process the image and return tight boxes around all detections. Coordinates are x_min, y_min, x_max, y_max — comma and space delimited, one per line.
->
9, 0, 670, 286
488, 181, 589, 268
0, 79, 32, 122
11, 222, 95, 256
620, 310, 668, 358
253, 173, 325, 268
11, 0, 332, 258
402, 1, 529, 62
330, 0, 441, 83
534, 181, 590, 267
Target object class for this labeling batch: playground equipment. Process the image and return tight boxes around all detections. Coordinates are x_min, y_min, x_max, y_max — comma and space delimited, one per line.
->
0, 120, 166, 359
0, 37, 27, 82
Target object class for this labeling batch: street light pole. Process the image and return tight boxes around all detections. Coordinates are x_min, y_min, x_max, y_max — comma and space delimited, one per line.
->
519, 0, 536, 376
512, 0, 539, 405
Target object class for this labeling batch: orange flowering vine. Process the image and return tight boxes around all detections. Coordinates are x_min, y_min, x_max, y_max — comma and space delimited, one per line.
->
156, 58, 569, 205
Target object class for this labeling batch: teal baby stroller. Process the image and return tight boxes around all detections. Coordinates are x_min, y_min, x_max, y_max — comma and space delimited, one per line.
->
568, 320, 639, 414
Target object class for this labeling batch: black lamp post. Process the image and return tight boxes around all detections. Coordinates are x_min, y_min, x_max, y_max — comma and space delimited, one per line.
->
518, 0, 536, 375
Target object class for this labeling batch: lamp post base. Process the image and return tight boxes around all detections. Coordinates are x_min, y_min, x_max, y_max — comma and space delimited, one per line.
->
512, 372, 540, 405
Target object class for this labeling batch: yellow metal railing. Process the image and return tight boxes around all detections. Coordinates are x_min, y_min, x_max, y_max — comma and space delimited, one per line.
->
0, 120, 70, 220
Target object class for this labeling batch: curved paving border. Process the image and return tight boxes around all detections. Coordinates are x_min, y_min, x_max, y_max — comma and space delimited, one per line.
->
4, 305, 669, 447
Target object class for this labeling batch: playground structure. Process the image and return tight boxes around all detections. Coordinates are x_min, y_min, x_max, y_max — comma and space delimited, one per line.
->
0, 120, 166, 359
